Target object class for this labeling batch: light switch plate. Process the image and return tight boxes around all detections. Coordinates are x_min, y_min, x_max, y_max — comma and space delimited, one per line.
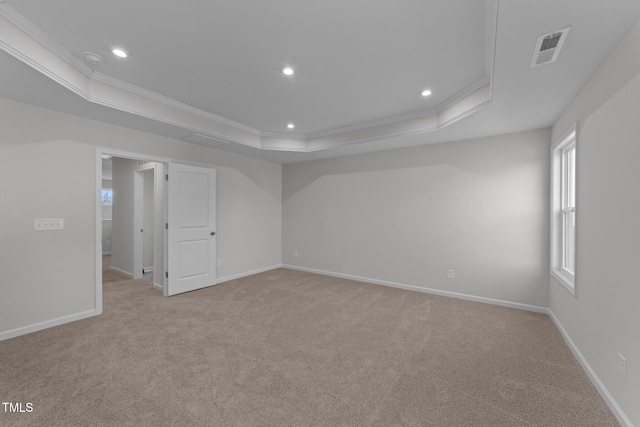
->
34, 218, 64, 231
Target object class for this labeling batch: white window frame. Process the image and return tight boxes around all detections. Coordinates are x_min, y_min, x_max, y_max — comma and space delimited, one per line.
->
550, 125, 577, 295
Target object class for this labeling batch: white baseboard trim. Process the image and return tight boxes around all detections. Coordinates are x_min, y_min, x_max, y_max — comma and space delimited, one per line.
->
282, 264, 548, 313
548, 310, 633, 427
102, 251, 111, 256
217, 264, 282, 284
110, 265, 132, 277
0, 309, 96, 341
152, 282, 163, 292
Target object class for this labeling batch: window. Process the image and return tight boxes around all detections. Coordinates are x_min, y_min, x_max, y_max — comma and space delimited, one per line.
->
102, 189, 113, 205
551, 127, 576, 294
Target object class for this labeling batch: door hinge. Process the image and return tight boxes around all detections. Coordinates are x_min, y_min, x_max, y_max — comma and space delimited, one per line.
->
165, 223, 168, 229
165, 174, 169, 181
165, 272, 168, 278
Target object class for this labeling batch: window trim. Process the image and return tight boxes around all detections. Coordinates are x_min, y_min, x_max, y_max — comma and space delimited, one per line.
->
550, 125, 577, 296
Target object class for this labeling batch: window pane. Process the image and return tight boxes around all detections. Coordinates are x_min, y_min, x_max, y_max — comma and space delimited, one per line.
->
567, 147, 576, 208
563, 210, 575, 274
102, 189, 113, 205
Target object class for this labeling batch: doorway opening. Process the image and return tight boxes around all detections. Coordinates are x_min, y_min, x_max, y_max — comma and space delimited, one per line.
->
95, 148, 169, 315
134, 161, 162, 290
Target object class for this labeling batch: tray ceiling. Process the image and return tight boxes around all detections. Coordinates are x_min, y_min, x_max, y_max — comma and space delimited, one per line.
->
0, 0, 637, 162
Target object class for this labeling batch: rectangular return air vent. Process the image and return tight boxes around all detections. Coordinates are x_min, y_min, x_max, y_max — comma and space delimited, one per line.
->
180, 133, 229, 148
530, 26, 571, 68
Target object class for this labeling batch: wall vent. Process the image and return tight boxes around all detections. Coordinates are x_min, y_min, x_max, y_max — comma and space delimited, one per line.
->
530, 26, 571, 68
180, 133, 229, 148
138, 160, 151, 166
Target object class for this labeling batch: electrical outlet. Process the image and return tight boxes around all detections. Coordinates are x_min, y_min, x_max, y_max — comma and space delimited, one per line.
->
446, 269, 454, 279
34, 218, 64, 231
216, 259, 221, 268
618, 353, 626, 379
293, 250, 298, 258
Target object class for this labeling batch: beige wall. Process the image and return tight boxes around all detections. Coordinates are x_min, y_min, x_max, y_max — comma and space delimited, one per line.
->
0, 98, 282, 336
550, 22, 640, 426
283, 128, 551, 308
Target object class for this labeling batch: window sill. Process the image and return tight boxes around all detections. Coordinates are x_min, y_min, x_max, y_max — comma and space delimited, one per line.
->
551, 269, 576, 296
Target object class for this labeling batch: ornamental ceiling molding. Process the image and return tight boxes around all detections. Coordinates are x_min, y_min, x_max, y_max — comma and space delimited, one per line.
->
0, 1, 498, 152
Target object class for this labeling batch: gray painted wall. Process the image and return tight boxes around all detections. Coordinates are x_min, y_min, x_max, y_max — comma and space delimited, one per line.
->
111, 158, 137, 276
0, 98, 282, 335
111, 162, 155, 276
283, 128, 551, 307
550, 22, 639, 426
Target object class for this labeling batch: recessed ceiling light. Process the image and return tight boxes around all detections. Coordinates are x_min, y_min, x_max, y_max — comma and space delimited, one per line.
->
287, 123, 295, 129
112, 48, 128, 58
421, 89, 432, 97
282, 67, 294, 76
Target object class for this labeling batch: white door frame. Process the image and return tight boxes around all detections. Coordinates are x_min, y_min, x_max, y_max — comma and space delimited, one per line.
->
95, 147, 170, 315
133, 162, 159, 284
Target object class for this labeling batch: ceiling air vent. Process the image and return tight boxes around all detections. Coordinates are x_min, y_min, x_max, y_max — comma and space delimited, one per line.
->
530, 26, 571, 68
180, 133, 229, 148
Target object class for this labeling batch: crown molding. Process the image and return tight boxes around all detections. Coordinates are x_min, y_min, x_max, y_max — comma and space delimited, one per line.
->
260, 131, 307, 140
307, 107, 438, 140
87, 90, 257, 148
437, 83, 492, 129
0, 0, 499, 154
0, 3, 93, 77
261, 138, 309, 152
436, 76, 490, 114
306, 83, 490, 151
0, 12, 91, 98
91, 72, 262, 137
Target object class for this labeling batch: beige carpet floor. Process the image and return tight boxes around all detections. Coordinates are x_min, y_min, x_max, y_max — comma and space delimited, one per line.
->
101, 255, 132, 284
0, 268, 617, 426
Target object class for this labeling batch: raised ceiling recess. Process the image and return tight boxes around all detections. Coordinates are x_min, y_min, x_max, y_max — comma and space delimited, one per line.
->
0, 0, 497, 153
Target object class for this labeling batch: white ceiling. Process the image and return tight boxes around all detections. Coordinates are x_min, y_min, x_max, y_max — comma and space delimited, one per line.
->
0, 0, 638, 163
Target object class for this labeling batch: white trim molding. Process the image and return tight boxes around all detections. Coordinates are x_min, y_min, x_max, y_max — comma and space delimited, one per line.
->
282, 264, 548, 313
0, 310, 96, 341
216, 264, 283, 285
92, 71, 262, 137
548, 310, 633, 427
0, 1, 498, 154
109, 265, 133, 277
550, 124, 578, 296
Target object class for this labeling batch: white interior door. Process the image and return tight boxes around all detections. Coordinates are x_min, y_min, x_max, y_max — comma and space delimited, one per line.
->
167, 163, 216, 296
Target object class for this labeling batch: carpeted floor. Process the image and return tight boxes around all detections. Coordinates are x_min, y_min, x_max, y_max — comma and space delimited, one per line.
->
101, 255, 132, 284
0, 268, 617, 426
